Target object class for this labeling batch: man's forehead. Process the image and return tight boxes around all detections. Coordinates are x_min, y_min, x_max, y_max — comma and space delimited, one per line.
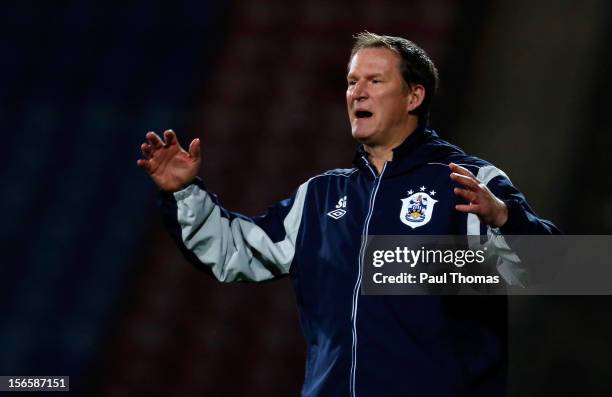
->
347, 47, 401, 75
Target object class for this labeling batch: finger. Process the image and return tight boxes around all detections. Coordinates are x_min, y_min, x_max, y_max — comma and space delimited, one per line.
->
455, 203, 481, 214
453, 187, 477, 202
450, 172, 479, 190
136, 158, 151, 172
141, 143, 152, 158
146, 131, 164, 149
189, 138, 201, 159
449, 163, 476, 178
164, 129, 177, 146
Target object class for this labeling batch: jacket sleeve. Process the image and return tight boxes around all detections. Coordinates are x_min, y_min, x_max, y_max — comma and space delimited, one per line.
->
467, 165, 561, 286
158, 177, 309, 282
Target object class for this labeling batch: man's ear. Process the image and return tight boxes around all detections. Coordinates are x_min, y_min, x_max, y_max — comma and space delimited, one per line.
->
406, 84, 425, 113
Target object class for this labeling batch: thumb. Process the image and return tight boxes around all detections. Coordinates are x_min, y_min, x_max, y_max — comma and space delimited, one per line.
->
189, 138, 201, 160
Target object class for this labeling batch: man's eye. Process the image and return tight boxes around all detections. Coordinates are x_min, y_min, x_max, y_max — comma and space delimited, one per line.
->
372, 79, 381, 84
348, 81, 356, 86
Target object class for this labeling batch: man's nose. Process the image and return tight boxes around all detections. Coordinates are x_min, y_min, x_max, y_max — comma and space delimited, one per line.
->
350, 82, 368, 101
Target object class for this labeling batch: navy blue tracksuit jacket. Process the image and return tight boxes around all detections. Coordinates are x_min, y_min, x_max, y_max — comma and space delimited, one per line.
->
161, 127, 560, 396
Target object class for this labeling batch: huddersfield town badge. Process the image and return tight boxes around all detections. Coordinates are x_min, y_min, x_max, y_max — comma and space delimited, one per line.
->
399, 186, 438, 229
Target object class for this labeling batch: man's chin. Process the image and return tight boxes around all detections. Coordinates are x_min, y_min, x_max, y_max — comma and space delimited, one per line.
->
351, 130, 376, 144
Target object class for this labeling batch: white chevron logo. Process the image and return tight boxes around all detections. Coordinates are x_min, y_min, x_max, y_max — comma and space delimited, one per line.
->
327, 196, 347, 219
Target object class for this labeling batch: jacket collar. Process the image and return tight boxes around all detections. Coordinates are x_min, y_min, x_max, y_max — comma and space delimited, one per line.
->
352, 126, 464, 177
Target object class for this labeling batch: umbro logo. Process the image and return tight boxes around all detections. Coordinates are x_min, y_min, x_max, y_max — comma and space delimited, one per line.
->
327, 209, 346, 219
327, 196, 347, 219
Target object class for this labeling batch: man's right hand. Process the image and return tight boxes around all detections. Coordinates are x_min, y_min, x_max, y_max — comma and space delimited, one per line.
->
137, 129, 201, 192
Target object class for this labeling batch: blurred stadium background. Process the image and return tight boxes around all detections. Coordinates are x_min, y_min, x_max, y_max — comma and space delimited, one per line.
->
1, 1, 611, 396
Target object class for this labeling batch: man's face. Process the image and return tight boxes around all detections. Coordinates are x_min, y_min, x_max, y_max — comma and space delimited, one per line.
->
346, 47, 411, 146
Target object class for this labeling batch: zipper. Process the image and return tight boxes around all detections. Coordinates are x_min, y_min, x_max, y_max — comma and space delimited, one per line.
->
349, 157, 387, 397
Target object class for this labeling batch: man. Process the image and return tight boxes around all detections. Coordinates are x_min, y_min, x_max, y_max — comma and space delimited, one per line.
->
138, 32, 559, 396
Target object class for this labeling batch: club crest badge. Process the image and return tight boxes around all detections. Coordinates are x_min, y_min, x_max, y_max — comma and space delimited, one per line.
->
399, 186, 438, 229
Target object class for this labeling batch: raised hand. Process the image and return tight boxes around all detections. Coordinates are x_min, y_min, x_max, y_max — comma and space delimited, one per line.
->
137, 130, 201, 192
449, 162, 508, 228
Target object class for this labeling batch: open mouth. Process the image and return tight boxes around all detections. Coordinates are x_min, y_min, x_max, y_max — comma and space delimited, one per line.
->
355, 110, 373, 119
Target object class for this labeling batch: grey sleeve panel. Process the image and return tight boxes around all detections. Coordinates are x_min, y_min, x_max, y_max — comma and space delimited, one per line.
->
172, 181, 310, 282
466, 165, 527, 287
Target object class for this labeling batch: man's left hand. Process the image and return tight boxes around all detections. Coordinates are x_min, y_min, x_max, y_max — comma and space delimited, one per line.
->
449, 163, 508, 228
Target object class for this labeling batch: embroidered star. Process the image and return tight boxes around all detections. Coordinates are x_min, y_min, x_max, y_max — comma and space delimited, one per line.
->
407, 189, 414, 195
430, 190, 436, 196
420, 186, 426, 191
